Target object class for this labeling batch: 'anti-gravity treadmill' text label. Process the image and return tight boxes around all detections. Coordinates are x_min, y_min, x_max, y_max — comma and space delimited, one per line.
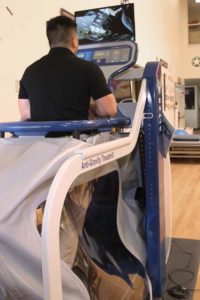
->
81, 152, 114, 170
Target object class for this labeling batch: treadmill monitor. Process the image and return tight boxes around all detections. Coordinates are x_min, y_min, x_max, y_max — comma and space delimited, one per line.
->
75, 3, 135, 44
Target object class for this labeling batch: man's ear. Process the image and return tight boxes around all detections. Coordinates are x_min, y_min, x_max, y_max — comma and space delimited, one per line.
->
72, 35, 79, 52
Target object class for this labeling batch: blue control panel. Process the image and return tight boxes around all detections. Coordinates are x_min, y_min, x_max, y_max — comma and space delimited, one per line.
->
77, 40, 138, 83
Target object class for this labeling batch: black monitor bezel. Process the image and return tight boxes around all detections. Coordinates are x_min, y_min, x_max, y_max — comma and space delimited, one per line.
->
75, 3, 135, 45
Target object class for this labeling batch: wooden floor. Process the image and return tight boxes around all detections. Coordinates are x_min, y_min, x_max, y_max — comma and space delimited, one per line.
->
170, 158, 200, 300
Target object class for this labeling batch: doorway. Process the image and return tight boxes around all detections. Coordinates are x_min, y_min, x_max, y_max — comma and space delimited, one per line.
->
185, 78, 200, 130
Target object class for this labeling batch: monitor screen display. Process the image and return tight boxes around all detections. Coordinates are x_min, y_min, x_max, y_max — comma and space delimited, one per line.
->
75, 3, 135, 45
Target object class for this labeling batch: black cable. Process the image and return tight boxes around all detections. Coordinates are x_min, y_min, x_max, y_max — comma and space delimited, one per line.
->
166, 240, 200, 298
167, 269, 194, 298
168, 269, 194, 287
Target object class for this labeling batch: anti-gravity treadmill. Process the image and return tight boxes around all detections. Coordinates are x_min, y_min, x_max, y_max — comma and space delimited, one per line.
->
0, 7, 173, 300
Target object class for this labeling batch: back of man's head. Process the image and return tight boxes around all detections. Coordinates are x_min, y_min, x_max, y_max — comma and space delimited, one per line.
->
46, 16, 77, 48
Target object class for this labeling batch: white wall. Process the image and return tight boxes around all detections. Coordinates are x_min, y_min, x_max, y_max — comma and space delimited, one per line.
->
0, 0, 55, 121
0, 0, 187, 121
183, 45, 200, 79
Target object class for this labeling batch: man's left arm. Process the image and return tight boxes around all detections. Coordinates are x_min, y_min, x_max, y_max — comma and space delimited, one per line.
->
90, 94, 117, 118
90, 64, 117, 118
18, 78, 31, 121
18, 99, 31, 121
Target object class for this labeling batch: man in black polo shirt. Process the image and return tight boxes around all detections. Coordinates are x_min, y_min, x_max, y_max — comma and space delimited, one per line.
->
18, 16, 117, 121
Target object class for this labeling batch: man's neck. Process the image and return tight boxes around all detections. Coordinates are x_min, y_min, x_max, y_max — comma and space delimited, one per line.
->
50, 43, 75, 53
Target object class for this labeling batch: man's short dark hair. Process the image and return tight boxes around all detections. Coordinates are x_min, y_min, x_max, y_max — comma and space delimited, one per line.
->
46, 16, 77, 46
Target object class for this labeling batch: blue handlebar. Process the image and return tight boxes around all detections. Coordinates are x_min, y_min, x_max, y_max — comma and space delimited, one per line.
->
0, 117, 131, 137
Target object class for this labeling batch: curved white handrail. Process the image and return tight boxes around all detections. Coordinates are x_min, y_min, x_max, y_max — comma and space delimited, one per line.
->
41, 79, 147, 300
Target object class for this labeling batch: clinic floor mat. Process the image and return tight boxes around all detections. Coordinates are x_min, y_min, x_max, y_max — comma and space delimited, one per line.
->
163, 238, 200, 300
